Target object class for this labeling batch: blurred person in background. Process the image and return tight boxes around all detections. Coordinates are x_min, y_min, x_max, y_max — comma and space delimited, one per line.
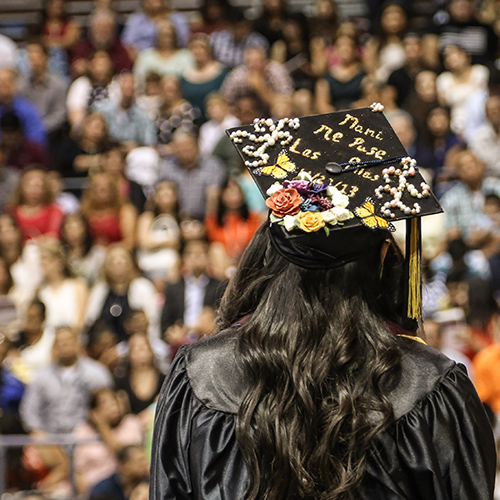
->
7, 168, 64, 242
89, 444, 149, 500
0, 144, 20, 212
11, 299, 54, 383
56, 112, 111, 179
130, 480, 149, 500
101, 143, 147, 213
73, 387, 144, 494
80, 172, 137, 249
158, 130, 225, 220
198, 92, 239, 159
0, 214, 42, 309
86, 319, 120, 373
60, 213, 107, 286
221, 45, 294, 113
190, 0, 230, 35
0, 112, 50, 171
0, 68, 47, 147
37, 238, 88, 333
155, 75, 199, 149
114, 332, 165, 414
71, 9, 132, 78
85, 244, 159, 342
19, 38, 68, 147
94, 72, 157, 149
210, 7, 268, 69
66, 51, 120, 131
46, 170, 80, 215
137, 180, 181, 289
160, 238, 225, 349
122, 0, 190, 56
133, 20, 194, 91
181, 34, 230, 124
205, 177, 261, 262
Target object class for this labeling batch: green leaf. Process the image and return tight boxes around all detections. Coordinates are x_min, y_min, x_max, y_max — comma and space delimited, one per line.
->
270, 213, 282, 223
324, 226, 330, 236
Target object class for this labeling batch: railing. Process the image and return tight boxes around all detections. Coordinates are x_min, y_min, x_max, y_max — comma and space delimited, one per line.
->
0, 434, 100, 497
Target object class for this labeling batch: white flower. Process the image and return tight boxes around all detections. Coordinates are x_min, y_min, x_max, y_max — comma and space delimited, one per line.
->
331, 206, 351, 221
266, 183, 283, 196
296, 170, 313, 181
326, 185, 340, 197
283, 214, 297, 231
330, 190, 350, 208
321, 209, 338, 225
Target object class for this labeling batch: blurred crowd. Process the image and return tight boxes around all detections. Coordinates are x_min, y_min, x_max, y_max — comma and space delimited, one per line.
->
1, 0, 500, 497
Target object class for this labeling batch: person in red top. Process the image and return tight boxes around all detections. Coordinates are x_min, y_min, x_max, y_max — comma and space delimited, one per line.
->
205, 177, 261, 260
80, 172, 137, 250
8, 168, 63, 241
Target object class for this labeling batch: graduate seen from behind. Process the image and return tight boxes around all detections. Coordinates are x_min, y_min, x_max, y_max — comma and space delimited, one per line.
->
151, 106, 496, 499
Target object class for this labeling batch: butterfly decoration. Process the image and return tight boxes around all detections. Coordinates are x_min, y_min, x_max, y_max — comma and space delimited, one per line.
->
258, 151, 297, 180
354, 198, 395, 232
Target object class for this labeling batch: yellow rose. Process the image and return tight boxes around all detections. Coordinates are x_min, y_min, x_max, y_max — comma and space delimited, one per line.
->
298, 211, 325, 232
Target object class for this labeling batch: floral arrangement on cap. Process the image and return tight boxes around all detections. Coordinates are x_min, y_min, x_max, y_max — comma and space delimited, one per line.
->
266, 171, 354, 235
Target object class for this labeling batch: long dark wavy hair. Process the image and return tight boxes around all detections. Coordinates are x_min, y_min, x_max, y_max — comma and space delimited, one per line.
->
217, 224, 407, 499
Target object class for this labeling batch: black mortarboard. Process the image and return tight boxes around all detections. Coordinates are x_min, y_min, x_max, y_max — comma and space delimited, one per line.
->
227, 105, 443, 322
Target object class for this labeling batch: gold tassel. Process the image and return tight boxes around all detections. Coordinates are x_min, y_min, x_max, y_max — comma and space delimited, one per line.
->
407, 217, 422, 319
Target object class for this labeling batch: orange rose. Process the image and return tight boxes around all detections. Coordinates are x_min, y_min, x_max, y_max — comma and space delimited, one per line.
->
266, 188, 302, 218
298, 211, 325, 232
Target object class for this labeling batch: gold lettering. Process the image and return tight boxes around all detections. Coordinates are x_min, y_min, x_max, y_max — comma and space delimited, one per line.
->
375, 150, 387, 159
362, 172, 372, 179
349, 157, 361, 163
364, 128, 376, 138
338, 113, 358, 127
349, 186, 359, 197
310, 152, 321, 160
334, 182, 349, 195
355, 125, 363, 133
332, 132, 343, 143
290, 138, 302, 154
375, 131, 383, 140
349, 137, 365, 148
303, 149, 312, 157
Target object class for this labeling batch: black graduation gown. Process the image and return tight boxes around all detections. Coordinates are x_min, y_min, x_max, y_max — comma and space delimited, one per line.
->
150, 330, 496, 500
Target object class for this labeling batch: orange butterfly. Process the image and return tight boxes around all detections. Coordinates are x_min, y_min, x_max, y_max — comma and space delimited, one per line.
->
258, 152, 296, 179
355, 198, 395, 232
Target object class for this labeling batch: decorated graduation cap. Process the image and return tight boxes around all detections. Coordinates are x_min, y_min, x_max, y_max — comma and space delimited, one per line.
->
227, 104, 443, 322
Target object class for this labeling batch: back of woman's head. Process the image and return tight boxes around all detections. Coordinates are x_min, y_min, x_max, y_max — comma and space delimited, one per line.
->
218, 224, 404, 500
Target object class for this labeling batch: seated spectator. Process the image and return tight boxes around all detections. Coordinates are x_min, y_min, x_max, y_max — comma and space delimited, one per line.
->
0, 34, 18, 70
440, 150, 500, 242
20, 326, 112, 434
80, 172, 137, 249
0, 113, 50, 171
73, 387, 144, 494
221, 45, 294, 112
160, 238, 226, 342
66, 51, 120, 131
42, 0, 81, 70
93, 73, 157, 149
0, 214, 42, 308
122, 0, 190, 55
424, 0, 498, 68
137, 180, 180, 287
198, 92, 239, 158
190, 0, 230, 35
315, 34, 366, 113
46, 170, 80, 215
86, 319, 119, 372
101, 143, 147, 213
364, 2, 408, 83
71, 10, 132, 79
181, 34, 230, 124
159, 130, 225, 220
387, 33, 428, 108
7, 169, 64, 242
38, 239, 88, 333
308, 0, 339, 47
130, 481, 149, 500
85, 244, 159, 342
12, 299, 54, 383
0, 256, 16, 314
254, 0, 292, 46
134, 20, 194, 92
436, 44, 489, 138
0, 144, 20, 212
114, 333, 166, 414
0, 333, 24, 430
155, 75, 199, 148
19, 39, 68, 144
469, 94, 500, 177
210, 7, 268, 69
0, 69, 47, 147
56, 112, 111, 179
88, 445, 149, 500
136, 71, 163, 120
205, 177, 261, 261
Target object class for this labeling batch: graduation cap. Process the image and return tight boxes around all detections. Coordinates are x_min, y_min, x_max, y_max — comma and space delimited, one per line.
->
226, 105, 443, 322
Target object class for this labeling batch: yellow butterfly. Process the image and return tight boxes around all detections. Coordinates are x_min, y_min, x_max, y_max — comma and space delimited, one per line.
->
259, 152, 296, 180
355, 198, 395, 232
